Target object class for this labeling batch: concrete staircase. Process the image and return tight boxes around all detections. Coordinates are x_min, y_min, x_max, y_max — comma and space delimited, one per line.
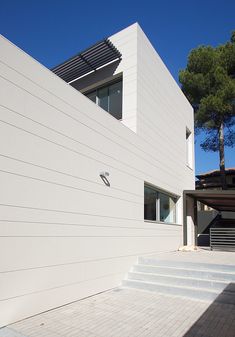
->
122, 256, 235, 302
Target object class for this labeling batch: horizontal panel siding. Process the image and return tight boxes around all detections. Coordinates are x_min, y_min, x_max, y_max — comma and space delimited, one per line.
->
0, 273, 124, 327
0, 234, 181, 272
0, 24, 192, 326
136, 25, 194, 194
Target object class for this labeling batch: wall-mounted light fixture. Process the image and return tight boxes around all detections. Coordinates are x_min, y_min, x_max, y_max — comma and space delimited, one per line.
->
100, 171, 110, 187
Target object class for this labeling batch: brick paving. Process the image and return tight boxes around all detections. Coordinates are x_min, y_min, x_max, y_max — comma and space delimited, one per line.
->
1, 287, 235, 337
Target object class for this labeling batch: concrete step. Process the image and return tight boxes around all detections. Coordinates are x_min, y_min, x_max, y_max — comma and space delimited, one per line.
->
128, 271, 228, 291
138, 257, 235, 273
123, 255, 235, 301
122, 279, 219, 302
133, 264, 235, 282
138, 257, 235, 274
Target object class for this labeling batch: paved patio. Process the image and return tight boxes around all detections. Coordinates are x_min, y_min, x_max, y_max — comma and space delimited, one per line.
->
1, 286, 234, 337
1, 250, 235, 337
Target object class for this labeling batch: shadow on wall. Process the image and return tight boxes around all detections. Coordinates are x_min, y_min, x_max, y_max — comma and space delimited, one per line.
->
183, 283, 235, 337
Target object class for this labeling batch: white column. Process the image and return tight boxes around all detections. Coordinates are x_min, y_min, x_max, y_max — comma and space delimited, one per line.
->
186, 196, 196, 246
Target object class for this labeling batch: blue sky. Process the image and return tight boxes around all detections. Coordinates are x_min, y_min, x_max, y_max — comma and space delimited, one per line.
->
1, 0, 235, 175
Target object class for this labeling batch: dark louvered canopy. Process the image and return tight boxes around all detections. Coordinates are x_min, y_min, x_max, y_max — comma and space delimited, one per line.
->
51, 39, 122, 83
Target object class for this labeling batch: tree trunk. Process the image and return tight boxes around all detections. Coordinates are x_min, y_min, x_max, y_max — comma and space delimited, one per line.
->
219, 122, 227, 189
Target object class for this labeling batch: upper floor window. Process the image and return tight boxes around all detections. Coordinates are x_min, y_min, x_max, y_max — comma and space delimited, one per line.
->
86, 79, 122, 120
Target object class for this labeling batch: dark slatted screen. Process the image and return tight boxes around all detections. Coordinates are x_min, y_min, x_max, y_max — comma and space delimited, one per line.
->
51, 39, 122, 83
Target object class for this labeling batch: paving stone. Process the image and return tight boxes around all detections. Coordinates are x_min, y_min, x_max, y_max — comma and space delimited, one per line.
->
7, 287, 235, 337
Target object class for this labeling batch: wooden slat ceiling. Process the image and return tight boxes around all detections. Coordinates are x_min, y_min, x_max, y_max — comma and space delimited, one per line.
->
185, 190, 235, 212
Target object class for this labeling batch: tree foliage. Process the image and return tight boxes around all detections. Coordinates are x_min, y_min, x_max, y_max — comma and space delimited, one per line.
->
179, 31, 235, 188
180, 34, 235, 151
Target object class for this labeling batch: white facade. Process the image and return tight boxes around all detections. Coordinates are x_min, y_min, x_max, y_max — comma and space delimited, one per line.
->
0, 23, 194, 326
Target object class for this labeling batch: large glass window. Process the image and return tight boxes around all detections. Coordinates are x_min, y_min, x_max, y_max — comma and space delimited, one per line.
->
85, 79, 122, 120
144, 184, 177, 224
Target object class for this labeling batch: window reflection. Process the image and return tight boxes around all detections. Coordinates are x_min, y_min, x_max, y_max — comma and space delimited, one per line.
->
109, 81, 122, 120
98, 87, 109, 111
159, 192, 176, 223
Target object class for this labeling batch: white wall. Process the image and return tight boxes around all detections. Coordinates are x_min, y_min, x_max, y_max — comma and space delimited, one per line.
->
0, 23, 193, 327
136, 25, 194, 197
109, 24, 138, 132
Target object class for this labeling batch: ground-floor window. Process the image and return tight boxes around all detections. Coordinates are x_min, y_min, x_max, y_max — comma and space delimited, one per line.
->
144, 184, 177, 223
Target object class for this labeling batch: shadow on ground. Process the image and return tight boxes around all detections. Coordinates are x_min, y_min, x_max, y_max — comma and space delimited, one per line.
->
183, 283, 235, 337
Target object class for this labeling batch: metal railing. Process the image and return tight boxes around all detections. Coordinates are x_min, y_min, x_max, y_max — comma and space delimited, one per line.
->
210, 228, 235, 251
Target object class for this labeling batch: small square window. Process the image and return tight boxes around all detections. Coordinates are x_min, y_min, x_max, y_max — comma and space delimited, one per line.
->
186, 128, 193, 168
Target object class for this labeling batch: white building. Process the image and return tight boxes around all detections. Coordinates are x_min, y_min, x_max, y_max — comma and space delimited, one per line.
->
0, 23, 194, 326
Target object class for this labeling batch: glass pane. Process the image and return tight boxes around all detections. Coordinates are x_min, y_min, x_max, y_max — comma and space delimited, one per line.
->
186, 129, 192, 167
109, 81, 122, 119
159, 193, 176, 223
144, 186, 158, 221
97, 87, 109, 112
86, 91, 96, 103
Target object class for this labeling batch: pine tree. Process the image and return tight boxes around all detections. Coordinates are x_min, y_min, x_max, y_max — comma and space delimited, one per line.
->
179, 32, 235, 189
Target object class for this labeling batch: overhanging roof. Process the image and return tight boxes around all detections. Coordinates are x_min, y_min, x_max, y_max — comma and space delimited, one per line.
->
184, 190, 235, 212
51, 38, 122, 83
196, 168, 235, 178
